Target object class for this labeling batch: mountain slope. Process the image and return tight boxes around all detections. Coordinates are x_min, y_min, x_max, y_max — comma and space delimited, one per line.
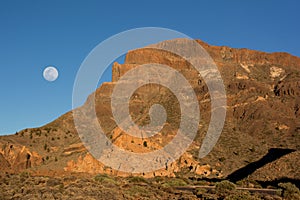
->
1, 39, 299, 182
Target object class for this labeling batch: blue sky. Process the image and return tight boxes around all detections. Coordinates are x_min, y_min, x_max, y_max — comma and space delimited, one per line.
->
0, 0, 299, 135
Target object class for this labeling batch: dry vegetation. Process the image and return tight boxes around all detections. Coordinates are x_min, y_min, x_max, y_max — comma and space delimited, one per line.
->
1, 172, 299, 200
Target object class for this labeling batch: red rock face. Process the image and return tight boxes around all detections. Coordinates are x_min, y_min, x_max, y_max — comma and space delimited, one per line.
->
0, 39, 299, 181
0, 141, 43, 172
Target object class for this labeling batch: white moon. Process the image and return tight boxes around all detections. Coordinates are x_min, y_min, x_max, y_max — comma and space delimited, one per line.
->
43, 66, 59, 82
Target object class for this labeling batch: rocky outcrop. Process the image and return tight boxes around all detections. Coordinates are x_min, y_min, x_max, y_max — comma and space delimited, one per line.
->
64, 151, 219, 178
0, 141, 43, 172
62, 143, 86, 156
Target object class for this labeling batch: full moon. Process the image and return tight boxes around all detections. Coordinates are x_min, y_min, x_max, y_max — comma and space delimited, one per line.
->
43, 66, 59, 82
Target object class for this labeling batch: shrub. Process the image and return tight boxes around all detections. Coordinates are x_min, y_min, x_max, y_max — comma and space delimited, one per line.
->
124, 186, 150, 198
128, 176, 148, 183
219, 157, 226, 162
224, 190, 254, 200
94, 174, 117, 185
151, 176, 164, 183
162, 178, 187, 187
46, 178, 62, 187
36, 129, 42, 136
215, 180, 236, 197
278, 182, 300, 199
20, 171, 30, 179
194, 188, 208, 198
19, 171, 30, 182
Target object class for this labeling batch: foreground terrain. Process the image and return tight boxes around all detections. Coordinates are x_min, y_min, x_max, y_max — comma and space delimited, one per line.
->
1, 172, 299, 200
